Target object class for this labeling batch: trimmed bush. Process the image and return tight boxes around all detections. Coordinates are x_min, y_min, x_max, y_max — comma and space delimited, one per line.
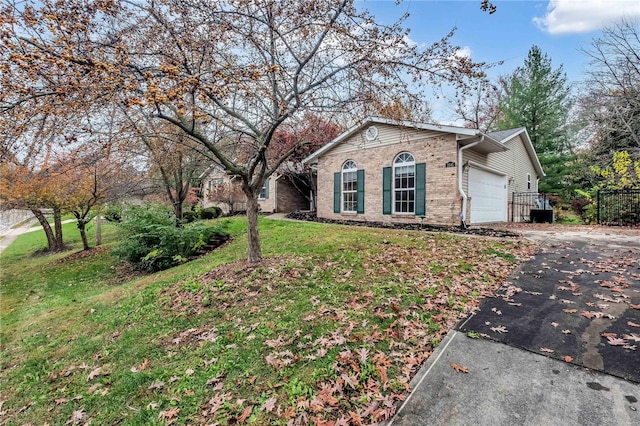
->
112, 203, 228, 271
182, 210, 199, 223
200, 206, 222, 219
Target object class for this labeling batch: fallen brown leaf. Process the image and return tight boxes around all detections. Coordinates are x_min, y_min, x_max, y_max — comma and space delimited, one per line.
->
237, 405, 252, 423
87, 367, 104, 381
628, 321, 640, 328
490, 325, 508, 333
148, 380, 165, 390
158, 408, 179, 421
68, 409, 85, 425
564, 355, 573, 363
261, 396, 277, 413
451, 362, 469, 373
131, 359, 149, 373
563, 309, 578, 314
606, 335, 626, 346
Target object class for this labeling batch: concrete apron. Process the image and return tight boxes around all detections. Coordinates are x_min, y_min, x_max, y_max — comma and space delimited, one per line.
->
387, 330, 639, 426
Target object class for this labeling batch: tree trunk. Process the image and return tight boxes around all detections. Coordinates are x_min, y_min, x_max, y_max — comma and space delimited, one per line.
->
95, 215, 102, 246
78, 220, 90, 250
31, 208, 60, 252
174, 201, 183, 227
245, 193, 262, 263
53, 207, 64, 249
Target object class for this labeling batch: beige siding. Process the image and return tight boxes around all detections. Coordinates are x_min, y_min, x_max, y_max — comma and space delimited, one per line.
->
487, 135, 539, 194
328, 123, 444, 156
317, 126, 461, 226
461, 149, 488, 195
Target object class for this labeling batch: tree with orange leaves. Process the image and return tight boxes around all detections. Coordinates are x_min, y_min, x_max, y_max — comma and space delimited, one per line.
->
56, 146, 141, 250
1, 0, 496, 262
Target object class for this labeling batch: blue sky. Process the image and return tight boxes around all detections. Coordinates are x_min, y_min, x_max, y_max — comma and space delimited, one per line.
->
356, 0, 640, 122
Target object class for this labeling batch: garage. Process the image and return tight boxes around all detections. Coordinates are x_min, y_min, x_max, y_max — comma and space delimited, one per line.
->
468, 166, 508, 224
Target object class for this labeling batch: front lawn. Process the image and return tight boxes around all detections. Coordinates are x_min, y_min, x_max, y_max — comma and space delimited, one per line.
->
0, 217, 535, 425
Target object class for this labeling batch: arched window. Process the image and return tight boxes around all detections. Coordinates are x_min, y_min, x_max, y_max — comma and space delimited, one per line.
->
342, 160, 358, 212
393, 152, 415, 213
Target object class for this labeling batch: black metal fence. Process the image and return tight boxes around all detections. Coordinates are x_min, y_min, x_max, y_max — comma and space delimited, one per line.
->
597, 189, 640, 226
511, 192, 554, 223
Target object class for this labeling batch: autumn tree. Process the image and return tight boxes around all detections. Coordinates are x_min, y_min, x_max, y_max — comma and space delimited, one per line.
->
0, 161, 65, 251
58, 146, 141, 250
579, 19, 640, 165
2, 0, 495, 262
0, 114, 69, 252
271, 115, 342, 211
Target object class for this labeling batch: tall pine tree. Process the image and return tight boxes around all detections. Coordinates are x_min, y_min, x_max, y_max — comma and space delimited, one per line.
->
494, 46, 574, 196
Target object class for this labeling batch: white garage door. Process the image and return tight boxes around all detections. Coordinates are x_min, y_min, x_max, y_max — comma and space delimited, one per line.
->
469, 167, 507, 224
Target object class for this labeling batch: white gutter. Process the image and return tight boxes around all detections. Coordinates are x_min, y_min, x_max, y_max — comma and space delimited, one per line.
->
272, 175, 277, 213
457, 136, 483, 227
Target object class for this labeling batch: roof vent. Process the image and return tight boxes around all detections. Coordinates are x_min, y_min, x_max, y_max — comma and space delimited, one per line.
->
365, 125, 378, 141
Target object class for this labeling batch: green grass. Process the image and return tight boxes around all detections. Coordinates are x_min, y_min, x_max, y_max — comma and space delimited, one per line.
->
0, 217, 535, 425
555, 210, 584, 225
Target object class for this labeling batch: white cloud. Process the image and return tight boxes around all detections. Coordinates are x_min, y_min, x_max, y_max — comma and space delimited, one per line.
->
456, 46, 472, 58
533, 0, 640, 35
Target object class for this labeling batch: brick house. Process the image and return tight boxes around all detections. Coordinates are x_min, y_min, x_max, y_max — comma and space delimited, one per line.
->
200, 164, 309, 214
303, 117, 544, 226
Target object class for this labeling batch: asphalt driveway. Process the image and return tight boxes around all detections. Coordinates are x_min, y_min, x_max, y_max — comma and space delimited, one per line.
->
458, 228, 640, 382
388, 226, 640, 426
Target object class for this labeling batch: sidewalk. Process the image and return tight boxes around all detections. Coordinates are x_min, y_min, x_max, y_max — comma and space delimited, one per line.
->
0, 219, 77, 255
389, 331, 639, 426
0, 218, 39, 255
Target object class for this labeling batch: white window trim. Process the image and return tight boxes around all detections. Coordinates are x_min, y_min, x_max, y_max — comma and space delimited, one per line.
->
342, 160, 358, 213
393, 152, 416, 214
258, 182, 268, 200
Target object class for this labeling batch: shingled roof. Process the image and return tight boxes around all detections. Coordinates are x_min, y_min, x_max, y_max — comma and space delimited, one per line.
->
486, 128, 526, 143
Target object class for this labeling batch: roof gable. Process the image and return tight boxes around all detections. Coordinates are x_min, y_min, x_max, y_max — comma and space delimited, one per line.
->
488, 128, 544, 177
303, 117, 507, 163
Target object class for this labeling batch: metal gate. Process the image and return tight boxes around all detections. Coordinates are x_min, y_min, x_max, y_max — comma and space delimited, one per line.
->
511, 192, 553, 223
597, 189, 640, 226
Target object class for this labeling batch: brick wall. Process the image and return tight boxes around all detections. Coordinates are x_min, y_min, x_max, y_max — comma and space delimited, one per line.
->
317, 131, 462, 226
274, 178, 309, 212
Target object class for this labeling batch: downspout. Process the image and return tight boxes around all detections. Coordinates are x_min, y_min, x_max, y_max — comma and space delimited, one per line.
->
272, 175, 277, 213
457, 136, 483, 228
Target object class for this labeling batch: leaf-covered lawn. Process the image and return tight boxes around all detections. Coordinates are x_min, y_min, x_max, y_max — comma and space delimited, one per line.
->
0, 218, 535, 425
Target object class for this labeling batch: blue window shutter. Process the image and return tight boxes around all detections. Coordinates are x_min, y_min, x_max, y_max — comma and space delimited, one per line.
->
356, 169, 365, 214
415, 162, 426, 216
333, 172, 341, 213
382, 166, 392, 214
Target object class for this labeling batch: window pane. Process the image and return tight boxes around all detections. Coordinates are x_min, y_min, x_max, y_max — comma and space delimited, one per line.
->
393, 157, 415, 214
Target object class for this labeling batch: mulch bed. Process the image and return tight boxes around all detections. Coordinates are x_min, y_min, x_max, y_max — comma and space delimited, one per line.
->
285, 211, 521, 238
